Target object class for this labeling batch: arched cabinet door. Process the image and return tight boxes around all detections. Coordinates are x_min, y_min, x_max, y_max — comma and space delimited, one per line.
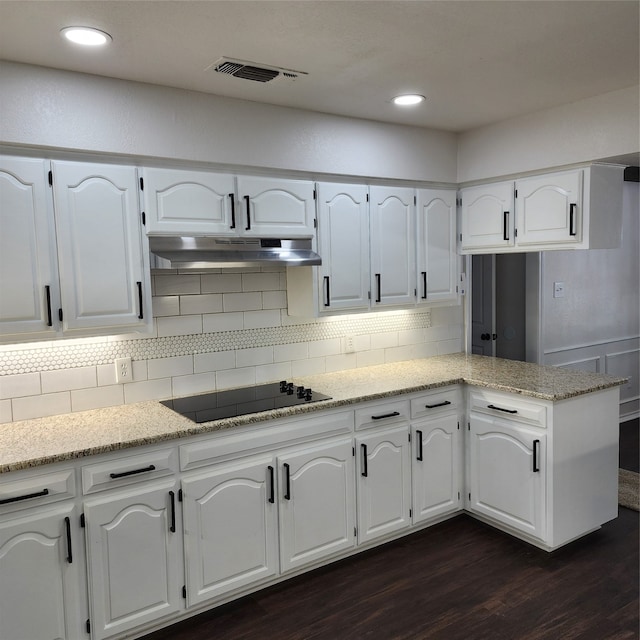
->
468, 414, 546, 540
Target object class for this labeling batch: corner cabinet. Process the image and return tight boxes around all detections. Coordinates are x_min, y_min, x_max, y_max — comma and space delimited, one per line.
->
459, 164, 624, 254
0, 156, 152, 343
141, 167, 316, 238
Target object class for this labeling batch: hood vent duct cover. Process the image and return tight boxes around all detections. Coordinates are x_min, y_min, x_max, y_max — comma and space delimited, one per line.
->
208, 57, 307, 83
149, 236, 321, 270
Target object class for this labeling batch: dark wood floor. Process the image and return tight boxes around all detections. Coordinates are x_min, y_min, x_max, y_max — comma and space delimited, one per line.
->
143, 507, 639, 640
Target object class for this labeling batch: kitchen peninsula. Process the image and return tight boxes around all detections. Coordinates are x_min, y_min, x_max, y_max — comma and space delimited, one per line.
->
0, 353, 626, 640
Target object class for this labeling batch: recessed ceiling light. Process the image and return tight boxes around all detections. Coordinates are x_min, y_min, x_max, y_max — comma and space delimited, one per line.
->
61, 27, 112, 46
392, 94, 426, 106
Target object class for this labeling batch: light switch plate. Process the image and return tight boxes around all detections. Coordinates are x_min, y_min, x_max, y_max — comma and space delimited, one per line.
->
553, 282, 565, 298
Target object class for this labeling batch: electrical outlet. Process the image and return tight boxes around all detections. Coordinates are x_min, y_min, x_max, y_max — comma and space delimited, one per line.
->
115, 357, 133, 383
344, 335, 355, 353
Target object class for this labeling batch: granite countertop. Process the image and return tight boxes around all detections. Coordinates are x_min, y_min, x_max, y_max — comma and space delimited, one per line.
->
0, 353, 626, 474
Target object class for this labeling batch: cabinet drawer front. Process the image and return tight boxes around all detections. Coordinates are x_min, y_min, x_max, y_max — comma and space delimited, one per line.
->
410, 387, 460, 420
0, 468, 75, 512
355, 399, 410, 430
82, 448, 177, 494
469, 390, 547, 427
181, 410, 354, 471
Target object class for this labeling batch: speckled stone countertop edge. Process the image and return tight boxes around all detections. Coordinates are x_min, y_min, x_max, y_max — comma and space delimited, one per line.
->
0, 354, 627, 474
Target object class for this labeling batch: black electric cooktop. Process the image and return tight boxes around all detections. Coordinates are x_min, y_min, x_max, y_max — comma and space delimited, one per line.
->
161, 381, 332, 424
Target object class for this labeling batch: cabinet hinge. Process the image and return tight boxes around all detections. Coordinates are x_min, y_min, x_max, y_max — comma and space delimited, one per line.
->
459, 233, 462, 242
141, 211, 146, 226
409, 508, 412, 518
352, 447, 355, 457
178, 488, 183, 502
313, 189, 317, 200
366, 193, 369, 202
414, 288, 417, 297
467, 422, 470, 431
80, 513, 85, 528
86, 619, 91, 634
367, 291, 371, 300
514, 228, 518, 237
457, 422, 460, 430
58, 308, 63, 322
182, 585, 186, 599
458, 491, 461, 500
354, 527, 357, 537
139, 177, 144, 191
468, 492, 471, 501
408, 432, 411, 443
48, 170, 53, 186
414, 195, 417, 205
314, 218, 318, 229
514, 188, 518, 198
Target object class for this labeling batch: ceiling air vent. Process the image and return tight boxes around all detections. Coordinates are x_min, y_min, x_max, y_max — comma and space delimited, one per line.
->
208, 57, 307, 83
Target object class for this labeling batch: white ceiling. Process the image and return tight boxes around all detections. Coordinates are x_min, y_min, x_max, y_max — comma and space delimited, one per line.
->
0, 1, 638, 133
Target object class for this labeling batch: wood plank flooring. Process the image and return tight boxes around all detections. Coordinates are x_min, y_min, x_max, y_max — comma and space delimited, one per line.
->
142, 508, 639, 640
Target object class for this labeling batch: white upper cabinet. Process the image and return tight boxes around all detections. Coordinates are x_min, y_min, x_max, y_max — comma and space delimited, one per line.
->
142, 167, 235, 236
459, 181, 515, 252
0, 157, 60, 340
416, 188, 458, 304
370, 186, 416, 308
0, 156, 151, 343
460, 164, 624, 254
52, 161, 151, 335
236, 176, 316, 237
142, 168, 315, 238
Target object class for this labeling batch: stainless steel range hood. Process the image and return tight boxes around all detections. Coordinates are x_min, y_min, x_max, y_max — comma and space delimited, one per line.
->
149, 236, 321, 269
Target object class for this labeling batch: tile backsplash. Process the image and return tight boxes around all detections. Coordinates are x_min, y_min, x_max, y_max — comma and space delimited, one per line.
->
0, 268, 463, 423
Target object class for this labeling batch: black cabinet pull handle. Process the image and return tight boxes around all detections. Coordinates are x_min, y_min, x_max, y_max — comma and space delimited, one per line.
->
425, 400, 451, 409
569, 203, 577, 236
109, 464, 156, 479
323, 276, 330, 307
0, 488, 49, 505
45, 286, 52, 326
64, 516, 73, 563
361, 443, 368, 477
421, 272, 427, 299
487, 404, 517, 414
283, 463, 291, 500
371, 411, 400, 420
169, 491, 176, 533
229, 193, 236, 229
375, 273, 381, 302
268, 466, 275, 504
244, 195, 251, 230
416, 430, 423, 462
503, 211, 510, 241
533, 439, 540, 472
137, 281, 143, 320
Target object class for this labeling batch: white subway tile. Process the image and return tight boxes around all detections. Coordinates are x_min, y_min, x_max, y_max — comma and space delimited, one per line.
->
424, 325, 451, 342
255, 362, 292, 384
0, 399, 12, 424
236, 346, 273, 368
216, 367, 256, 390
13, 392, 71, 421
274, 342, 308, 362
152, 295, 180, 317
71, 385, 124, 412
41, 366, 97, 394
325, 353, 357, 373
148, 355, 194, 380
357, 350, 386, 368
201, 273, 242, 293
172, 372, 217, 397
242, 272, 281, 292
398, 329, 426, 346
262, 290, 287, 310
97, 363, 117, 386
291, 357, 326, 377
244, 310, 281, 329
279, 272, 287, 290
194, 350, 236, 373
154, 274, 201, 295
354, 335, 371, 351
202, 312, 244, 333
180, 294, 223, 315
124, 378, 172, 404
438, 339, 463, 355
0, 372, 41, 399
308, 338, 341, 358
223, 292, 263, 312
157, 315, 203, 337
132, 360, 148, 381
370, 332, 399, 349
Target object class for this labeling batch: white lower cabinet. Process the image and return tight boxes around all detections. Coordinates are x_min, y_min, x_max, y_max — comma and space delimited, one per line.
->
0, 503, 85, 640
356, 425, 412, 544
84, 479, 183, 640
278, 438, 356, 572
411, 414, 462, 524
468, 413, 546, 541
181, 455, 278, 607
